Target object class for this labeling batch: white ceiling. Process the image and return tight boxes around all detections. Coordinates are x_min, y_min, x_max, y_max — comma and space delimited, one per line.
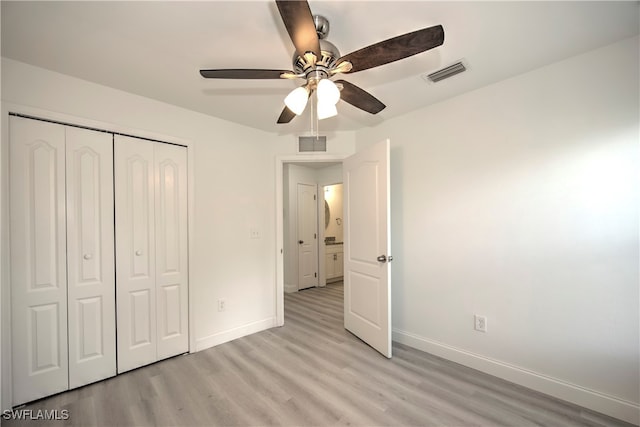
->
2, 1, 638, 135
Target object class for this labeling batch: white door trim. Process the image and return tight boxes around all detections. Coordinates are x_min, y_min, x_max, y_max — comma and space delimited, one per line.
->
275, 154, 347, 326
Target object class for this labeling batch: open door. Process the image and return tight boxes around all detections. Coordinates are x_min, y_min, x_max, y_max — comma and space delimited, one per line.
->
343, 139, 392, 358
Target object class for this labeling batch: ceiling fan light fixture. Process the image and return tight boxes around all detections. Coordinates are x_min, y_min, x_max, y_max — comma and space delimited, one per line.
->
317, 101, 338, 120
316, 78, 340, 105
200, 1, 445, 125
284, 86, 309, 115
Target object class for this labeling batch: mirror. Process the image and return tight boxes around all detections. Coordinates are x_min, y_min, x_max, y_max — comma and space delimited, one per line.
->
325, 200, 330, 229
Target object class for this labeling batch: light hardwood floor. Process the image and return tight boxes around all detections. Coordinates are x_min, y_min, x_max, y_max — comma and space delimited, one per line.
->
5, 282, 635, 427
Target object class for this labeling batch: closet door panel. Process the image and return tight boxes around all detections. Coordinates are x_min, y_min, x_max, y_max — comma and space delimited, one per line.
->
115, 135, 157, 373
10, 116, 69, 405
66, 127, 116, 388
155, 144, 189, 359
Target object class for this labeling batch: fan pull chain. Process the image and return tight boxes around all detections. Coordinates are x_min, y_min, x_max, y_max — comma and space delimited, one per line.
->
314, 90, 320, 139
316, 102, 320, 140
310, 91, 314, 137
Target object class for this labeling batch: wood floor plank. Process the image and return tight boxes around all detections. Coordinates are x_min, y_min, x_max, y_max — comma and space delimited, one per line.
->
4, 282, 635, 427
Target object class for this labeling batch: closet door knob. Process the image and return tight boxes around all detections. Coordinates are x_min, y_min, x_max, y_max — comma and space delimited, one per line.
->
135, 250, 142, 256
83, 254, 92, 260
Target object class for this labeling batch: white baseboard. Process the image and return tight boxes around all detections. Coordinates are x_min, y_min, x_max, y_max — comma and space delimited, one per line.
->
393, 329, 639, 426
195, 317, 276, 352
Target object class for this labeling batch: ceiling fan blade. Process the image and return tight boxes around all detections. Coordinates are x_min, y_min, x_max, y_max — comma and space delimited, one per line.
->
336, 25, 444, 74
199, 69, 293, 79
336, 80, 386, 114
275, 0, 321, 60
277, 106, 297, 124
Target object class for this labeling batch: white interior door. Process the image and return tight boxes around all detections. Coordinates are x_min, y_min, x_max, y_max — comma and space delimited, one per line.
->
154, 143, 189, 359
66, 127, 116, 388
115, 135, 157, 373
297, 183, 318, 290
343, 139, 392, 358
10, 117, 69, 404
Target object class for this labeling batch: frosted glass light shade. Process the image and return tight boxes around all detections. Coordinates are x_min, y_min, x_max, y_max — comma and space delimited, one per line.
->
317, 79, 340, 105
284, 86, 309, 115
317, 101, 337, 120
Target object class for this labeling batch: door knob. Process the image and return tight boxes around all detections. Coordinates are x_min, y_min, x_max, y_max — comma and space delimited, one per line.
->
83, 254, 92, 260
298, 240, 304, 244
377, 255, 387, 262
135, 250, 142, 256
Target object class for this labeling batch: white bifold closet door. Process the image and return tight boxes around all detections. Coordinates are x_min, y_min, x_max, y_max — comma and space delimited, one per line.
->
65, 127, 116, 389
114, 135, 188, 373
10, 116, 116, 405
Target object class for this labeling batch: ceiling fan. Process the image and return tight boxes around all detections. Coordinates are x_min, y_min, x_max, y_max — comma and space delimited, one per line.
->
199, 0, 445, 124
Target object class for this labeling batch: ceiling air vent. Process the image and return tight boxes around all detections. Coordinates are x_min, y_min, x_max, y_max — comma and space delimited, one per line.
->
298, 136, 327, 153
424, 61, 467, 83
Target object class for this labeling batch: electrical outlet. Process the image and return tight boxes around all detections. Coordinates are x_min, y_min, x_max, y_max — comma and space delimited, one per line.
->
250, 228, 261, 239
218, 299, 227, 312
474, 315, 487, 332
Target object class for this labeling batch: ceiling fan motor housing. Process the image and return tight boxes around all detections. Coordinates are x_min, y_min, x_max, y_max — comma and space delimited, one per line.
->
292, 15, 340, 81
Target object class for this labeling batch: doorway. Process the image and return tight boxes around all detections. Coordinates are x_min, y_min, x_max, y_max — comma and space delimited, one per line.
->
276, 155, 345, 326
276, 140, 392, 358
323, 183, 344, 285
282, 161, 343, 294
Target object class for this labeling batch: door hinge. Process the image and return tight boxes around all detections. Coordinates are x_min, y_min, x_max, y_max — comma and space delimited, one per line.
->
314, 272, 317, 278
314, 233, 316, 239
314, 195, 316, 200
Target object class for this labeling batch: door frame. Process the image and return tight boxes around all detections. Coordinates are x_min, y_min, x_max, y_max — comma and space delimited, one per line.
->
275, 154, 347, 326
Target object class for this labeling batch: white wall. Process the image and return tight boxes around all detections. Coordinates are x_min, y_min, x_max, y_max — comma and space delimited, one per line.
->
355, 36, 639, 424
316, 163, 342, 185
0, 58, 294, 408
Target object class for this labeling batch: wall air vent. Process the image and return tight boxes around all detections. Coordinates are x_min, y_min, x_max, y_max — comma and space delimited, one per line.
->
298, 136, 327, 153
424, 61, 467, 83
